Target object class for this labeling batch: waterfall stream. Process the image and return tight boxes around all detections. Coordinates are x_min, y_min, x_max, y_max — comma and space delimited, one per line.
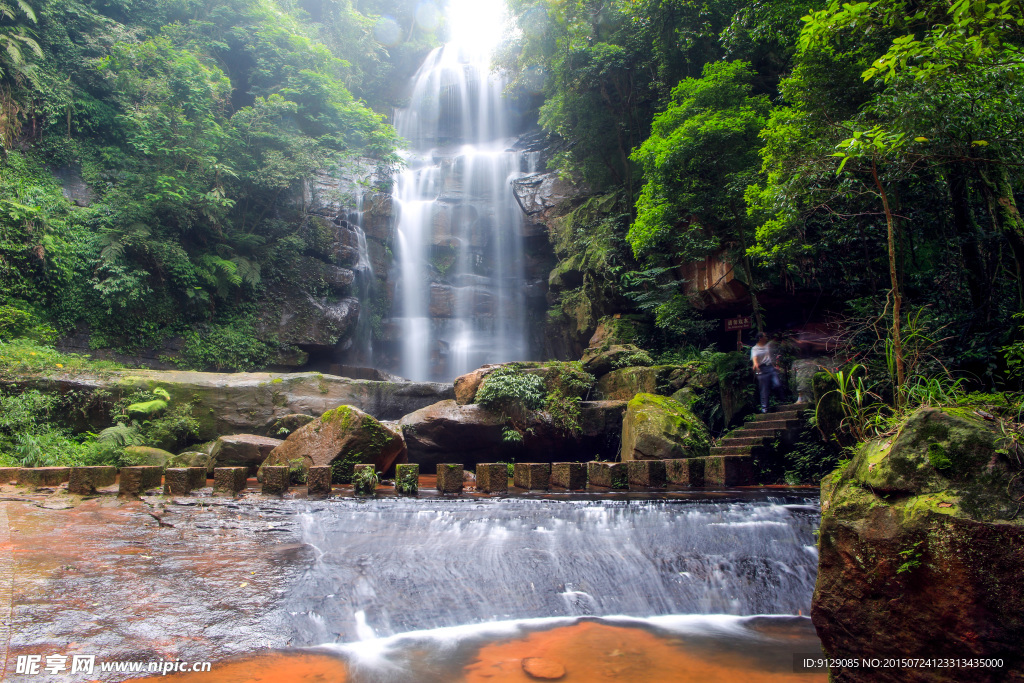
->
389, 41, 531, 382
286, 496, 819, 644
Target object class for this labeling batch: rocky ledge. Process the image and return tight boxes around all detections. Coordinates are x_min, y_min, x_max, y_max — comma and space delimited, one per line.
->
6, 369, 453, 440
813, 407, 1024, 682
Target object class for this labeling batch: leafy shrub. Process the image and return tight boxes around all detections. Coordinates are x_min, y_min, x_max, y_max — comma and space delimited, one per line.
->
545, 389, 583, 436
179, 319, 273, 372
0, 339, 122, 378
545, 361, 596, 398
475, 364, 546, 415
352, 466, 378, 495
611, 349, 654, 370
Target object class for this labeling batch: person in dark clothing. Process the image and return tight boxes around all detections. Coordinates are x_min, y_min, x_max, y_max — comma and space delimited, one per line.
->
751, 332, 782, 413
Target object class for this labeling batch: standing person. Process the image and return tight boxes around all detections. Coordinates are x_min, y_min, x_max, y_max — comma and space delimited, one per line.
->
751, 332, 782, 413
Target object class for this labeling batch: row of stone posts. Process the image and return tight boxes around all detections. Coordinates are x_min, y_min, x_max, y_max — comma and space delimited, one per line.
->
1, 454, 752, 498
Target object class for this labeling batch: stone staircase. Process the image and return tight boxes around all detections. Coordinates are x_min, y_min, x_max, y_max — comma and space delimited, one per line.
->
708, 403, 809, 483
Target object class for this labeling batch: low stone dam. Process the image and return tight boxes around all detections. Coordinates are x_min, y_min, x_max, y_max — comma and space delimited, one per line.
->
0, 481, 823, 682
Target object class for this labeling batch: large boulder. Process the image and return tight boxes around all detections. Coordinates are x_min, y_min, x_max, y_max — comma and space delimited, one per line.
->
454, 361, 596, 406
581, 344, 652, 377
813, 407, 1024, 682
212, 434, 284, 474
7, 370, 454, 440
168, 451, 215, 474
123, 446, 175, 469
620, 394, 710, 461
453, 364, 502, 405
261, 405, 406, 476
399, 399, 626, 469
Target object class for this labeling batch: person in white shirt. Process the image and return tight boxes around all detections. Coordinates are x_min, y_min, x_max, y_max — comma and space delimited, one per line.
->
751, 332, 782, 413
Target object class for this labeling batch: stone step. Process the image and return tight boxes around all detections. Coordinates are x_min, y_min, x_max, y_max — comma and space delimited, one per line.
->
749, 419, 800, 431
734, 428, 784, 440
710, 445, 755, 456
751, 410, 801, 422
775, 403, 809, 412
718, 436, 768, 448
704, 455, 755, 487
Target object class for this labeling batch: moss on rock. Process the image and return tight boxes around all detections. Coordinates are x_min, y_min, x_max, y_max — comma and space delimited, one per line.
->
814, 407, 1024, 679
620, 393, 710, 461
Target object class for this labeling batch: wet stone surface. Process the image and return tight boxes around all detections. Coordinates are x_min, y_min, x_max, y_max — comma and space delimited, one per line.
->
0, 487, 306, 681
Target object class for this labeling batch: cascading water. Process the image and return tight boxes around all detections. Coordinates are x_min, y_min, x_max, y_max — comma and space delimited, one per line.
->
388, 17, 531, 381
287, 497, 819, 643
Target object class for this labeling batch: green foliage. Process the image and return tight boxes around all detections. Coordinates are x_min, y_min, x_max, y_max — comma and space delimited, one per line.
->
352, 465, 378, 495
475, 363, 547, 415
629, 60, 769, 262
545, 388, 582, 436
0, 338, 121, 378
178, 318, 273, 371
0, 0, 412, 352
395, 464, 418, 495
286, 458, 307, 485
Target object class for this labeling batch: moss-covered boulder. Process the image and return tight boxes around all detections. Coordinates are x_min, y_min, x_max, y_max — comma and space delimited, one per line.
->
586, 315, 647, 349
454, 361, 595, 405
580, 344, 652, 377
261, 405, 406, 478
619, 394, 710, 461
813, 407, 1024, 681
123, 446, 175, 469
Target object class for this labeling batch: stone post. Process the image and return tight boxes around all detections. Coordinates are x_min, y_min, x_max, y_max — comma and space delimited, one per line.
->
475, 463, 508, 494
214, 467, 248, 494
704, 456, 754, 487
119, 466, 163, 497
163, 468, 193, 495
436, 463, 464, 494
68, 466, 117, 495
18, 467, 71, 487
627, 460, 667, 488
395, 464, 419, 496
187, 467, 207, 490
551, 463, 587, 490
306, 466, 331, 497
353, 464, 377, 496
666, 459, 704, 487
587, 462, 628, 489
261, 466, 290, 495
513, 463, 551, 490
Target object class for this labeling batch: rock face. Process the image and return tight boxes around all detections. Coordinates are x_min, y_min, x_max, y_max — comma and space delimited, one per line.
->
257, 287, 360, 352
813, 407, 1024, 682
597, 364, 715, 402
211, 434, 284, 474
261, 405, 406, 476
8, 370, 454, 440
620, 394, 710, 461
398, 399, 626, 469
580, 344, 651, 377
511, 172, 590, 223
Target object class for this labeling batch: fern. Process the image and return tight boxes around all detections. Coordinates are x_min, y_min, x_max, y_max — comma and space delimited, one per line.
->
97, 422, 143, 447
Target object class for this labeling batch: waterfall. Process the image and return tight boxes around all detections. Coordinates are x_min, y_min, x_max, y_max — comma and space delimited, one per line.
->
288, 497, 820, 645
389, 37, 530, 381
